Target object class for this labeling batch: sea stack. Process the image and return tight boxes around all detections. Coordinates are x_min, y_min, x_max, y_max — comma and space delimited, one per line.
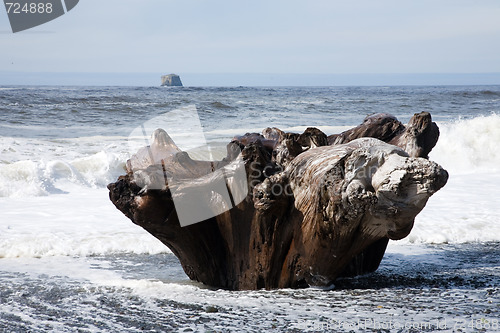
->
161, 74, 183, 87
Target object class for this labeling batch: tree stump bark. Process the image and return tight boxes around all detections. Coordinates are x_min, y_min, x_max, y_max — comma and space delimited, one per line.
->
108, 112, 448, 290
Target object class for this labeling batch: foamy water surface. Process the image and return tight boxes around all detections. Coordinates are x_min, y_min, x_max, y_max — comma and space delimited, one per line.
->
1, 86, 499, 332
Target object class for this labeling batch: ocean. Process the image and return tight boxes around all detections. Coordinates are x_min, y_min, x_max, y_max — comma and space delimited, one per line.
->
0, 85, 499, 332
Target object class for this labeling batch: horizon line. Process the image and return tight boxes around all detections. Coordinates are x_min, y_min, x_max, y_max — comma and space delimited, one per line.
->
1, 72, 500, 87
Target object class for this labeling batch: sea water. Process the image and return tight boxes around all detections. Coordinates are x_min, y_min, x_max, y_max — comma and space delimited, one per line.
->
0, 86, 499, 332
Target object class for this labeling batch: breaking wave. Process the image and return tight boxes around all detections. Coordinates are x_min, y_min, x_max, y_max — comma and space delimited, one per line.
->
430, 113, 500, 174
0, 151, 126, 197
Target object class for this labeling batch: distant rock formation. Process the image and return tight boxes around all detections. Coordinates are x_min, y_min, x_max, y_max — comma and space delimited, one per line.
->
161, 74, 183, 87
108, 112, 448, 290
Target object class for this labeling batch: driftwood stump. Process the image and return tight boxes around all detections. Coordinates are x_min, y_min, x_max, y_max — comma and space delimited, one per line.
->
108, 112, 448, 290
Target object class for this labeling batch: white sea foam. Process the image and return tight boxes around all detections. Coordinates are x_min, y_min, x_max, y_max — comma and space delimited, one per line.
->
0, 115, 498, 257
0, 189, 169, 258
2, 244, 494, 333
430, 113, 500, 174
0, 151, 127, 197
390, 114, 500, 245
398, 172, 500, 245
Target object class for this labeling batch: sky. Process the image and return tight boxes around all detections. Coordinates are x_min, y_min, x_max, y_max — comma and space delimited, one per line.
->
1, 0, 500, 85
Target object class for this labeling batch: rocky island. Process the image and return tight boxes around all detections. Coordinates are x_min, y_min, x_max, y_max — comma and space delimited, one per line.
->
108, 112, 448, 290
161, 74, 183, 87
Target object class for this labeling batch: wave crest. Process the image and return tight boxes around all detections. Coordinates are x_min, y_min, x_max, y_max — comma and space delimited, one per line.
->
0, 151, 126, 197
430, 113, 500, 174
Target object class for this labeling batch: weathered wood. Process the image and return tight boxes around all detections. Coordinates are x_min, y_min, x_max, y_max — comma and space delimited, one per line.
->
327, 111, 440, 276
327, 111, 439, 158
328, 113, 405, 145
108, 113, 448, 290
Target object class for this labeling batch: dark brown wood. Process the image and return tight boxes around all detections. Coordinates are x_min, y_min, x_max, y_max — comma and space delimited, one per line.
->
327, 113, 405, 145
108, 113, 448, 290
